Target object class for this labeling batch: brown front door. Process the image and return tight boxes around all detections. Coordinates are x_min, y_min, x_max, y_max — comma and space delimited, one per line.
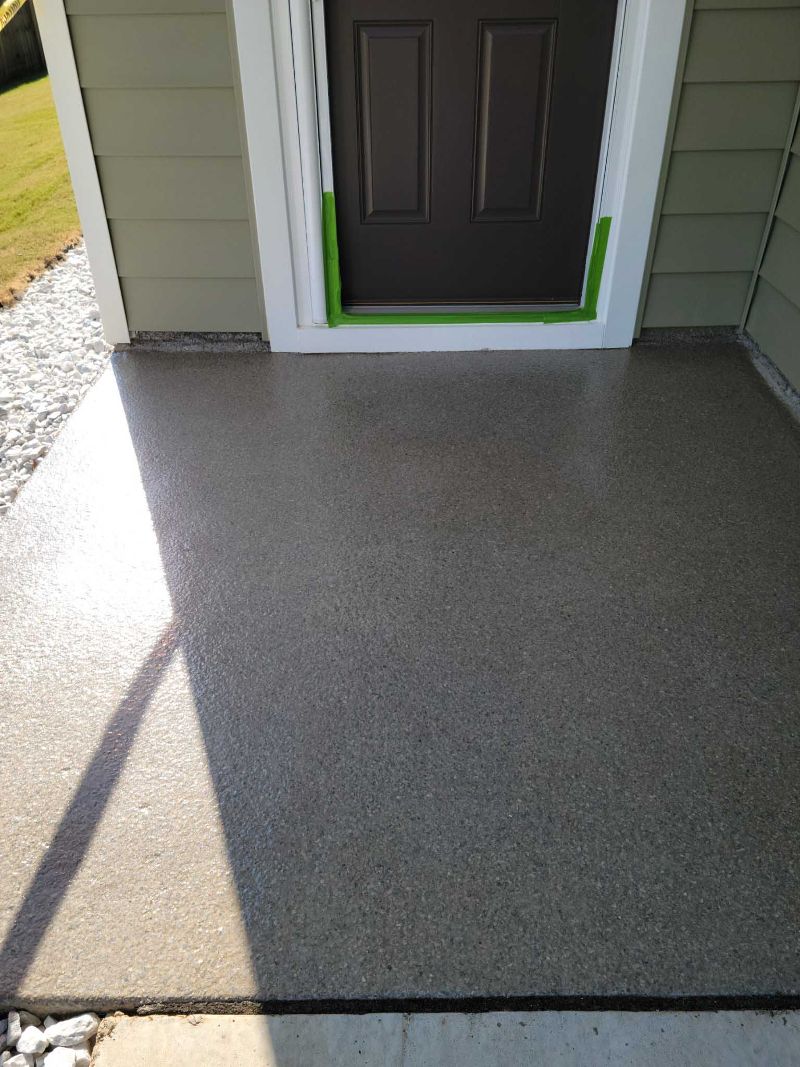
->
326, 0, 618, 311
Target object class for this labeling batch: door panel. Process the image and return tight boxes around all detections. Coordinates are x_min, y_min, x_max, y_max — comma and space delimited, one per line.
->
356, 22, 432, 223
472, 20, 556, 223
326, 0, 618, 309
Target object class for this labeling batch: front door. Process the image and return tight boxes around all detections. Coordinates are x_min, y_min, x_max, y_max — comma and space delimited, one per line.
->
325, 0, 618, 311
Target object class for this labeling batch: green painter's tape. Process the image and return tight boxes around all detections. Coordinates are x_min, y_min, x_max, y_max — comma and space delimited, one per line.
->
322, 191, 611, 328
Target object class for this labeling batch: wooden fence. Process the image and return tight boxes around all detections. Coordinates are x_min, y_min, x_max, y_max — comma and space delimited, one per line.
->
0, 2, 45, 89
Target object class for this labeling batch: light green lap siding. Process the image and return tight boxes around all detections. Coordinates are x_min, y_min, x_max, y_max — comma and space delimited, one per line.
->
747, 280, 800, 387
760, 218, 800, 309
645, 274, 752, 327
685, 9, 800, 82
777, 155, 800, 232
697, 0, 800, 7
97, 157, 250, 220
110, 220, 255, 279
83, 88, 241, 157
122, 278, 263, 332
662, 151, 781, 215
673, 83, 798, 151
69, 6, 263, 334
745, 145, 800, 389
66, 1, 225, 12
70, 15, 232, 88
652, 214, 766, 273
641, 2, 800, 331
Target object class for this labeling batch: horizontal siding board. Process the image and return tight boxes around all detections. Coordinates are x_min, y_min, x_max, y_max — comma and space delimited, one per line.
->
642, 272, 751, 327
67, 0, 259, 334
69, 14, 232, 88
652, 213, 765, 273
67, 1, 225, 11
83, 88, 241, 156
640, 1, 800, 333
776, 155, 800, 233
662, 151, 781, 214
685, 9, 800, 83
759, 218, 800, 309
122, 277, 262, 332
97, 157, 249, 219
110, 219, 255, 278
696, 0, 800, 7
673, 83, 798, 151
747, 278, 800, 390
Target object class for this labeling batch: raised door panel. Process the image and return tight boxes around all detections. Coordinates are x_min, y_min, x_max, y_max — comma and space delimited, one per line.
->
355, 22, 432, 223
472, 20, 556, 221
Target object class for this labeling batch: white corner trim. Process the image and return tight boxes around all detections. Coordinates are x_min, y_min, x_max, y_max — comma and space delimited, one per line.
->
33, 0, 129, 345
234, 0, 688, 354
599, 0, 689, 348
228, 0, 299, 350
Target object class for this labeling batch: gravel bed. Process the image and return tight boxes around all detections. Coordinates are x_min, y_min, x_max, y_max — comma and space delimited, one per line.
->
1, 1009, 99, 1065
0, 244, 111, 516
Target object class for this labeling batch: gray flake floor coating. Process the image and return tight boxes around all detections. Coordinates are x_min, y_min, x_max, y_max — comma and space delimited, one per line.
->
0, 342, 799, 1009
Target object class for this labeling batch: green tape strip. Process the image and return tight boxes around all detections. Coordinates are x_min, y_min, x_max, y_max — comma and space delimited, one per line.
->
322, 191, 611, 328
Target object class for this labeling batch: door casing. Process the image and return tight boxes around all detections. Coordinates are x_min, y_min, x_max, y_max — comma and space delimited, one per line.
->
228, 0, 690, 352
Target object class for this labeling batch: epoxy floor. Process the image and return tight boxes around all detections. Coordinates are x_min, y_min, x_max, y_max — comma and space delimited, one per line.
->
1, 342, 798, 1009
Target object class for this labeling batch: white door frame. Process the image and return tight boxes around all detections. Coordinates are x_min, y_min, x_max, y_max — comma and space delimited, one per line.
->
229, 0, 687, 354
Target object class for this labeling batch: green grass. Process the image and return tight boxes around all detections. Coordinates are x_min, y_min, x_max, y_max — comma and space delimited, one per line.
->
0, 74, 80, 305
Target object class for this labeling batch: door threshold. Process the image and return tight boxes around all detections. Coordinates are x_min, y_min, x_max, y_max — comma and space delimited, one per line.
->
345, 302, 581, 316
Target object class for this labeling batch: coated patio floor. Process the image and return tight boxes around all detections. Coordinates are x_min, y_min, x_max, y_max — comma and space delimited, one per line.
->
1, 340, 799, 1011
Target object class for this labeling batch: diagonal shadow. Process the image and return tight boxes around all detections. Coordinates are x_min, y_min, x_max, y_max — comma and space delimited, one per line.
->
0, 621, 179, 992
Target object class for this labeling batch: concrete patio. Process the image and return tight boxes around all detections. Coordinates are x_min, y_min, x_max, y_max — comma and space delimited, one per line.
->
1, 339, 799, 1011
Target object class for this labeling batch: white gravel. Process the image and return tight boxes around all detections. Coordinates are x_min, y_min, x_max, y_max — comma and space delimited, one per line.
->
0, 243, 111, 515
2, 1011, 98, 1067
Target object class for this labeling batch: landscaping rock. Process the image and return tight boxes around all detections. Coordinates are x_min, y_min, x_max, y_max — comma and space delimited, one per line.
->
6, 1054, 34, 1067
41, 1051, 80, 1067
15, 1031, 46, 1057
5, 1015, 41, 1049
0, 244, 111, 514
42, 1016, 98, 1049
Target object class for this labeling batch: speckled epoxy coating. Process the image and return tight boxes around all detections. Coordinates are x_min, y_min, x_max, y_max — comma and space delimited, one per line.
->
0, 342, 799, 1008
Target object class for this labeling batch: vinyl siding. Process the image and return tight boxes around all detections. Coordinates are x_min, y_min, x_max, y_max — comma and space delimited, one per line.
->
66, 1, 262, 335
641, 2, 800, 330
746, 147, 800, 388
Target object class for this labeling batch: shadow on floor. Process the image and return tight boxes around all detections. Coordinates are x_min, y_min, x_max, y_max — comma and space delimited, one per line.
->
0, 622, 180, 991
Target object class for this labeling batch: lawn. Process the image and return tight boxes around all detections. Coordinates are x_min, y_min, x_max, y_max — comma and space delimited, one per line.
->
0, 74, 80, 306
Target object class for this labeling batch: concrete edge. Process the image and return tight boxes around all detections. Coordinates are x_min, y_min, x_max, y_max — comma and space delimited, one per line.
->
739, 331, 800, 425
636, 326, 740, 346
126, 331, 270, 354
89, 1011, 800, 1067
6, 995, 800, 1019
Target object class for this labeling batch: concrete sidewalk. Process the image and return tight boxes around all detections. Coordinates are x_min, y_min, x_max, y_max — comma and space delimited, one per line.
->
1, 342, 799, 1009
93, 1012, 800, 1066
